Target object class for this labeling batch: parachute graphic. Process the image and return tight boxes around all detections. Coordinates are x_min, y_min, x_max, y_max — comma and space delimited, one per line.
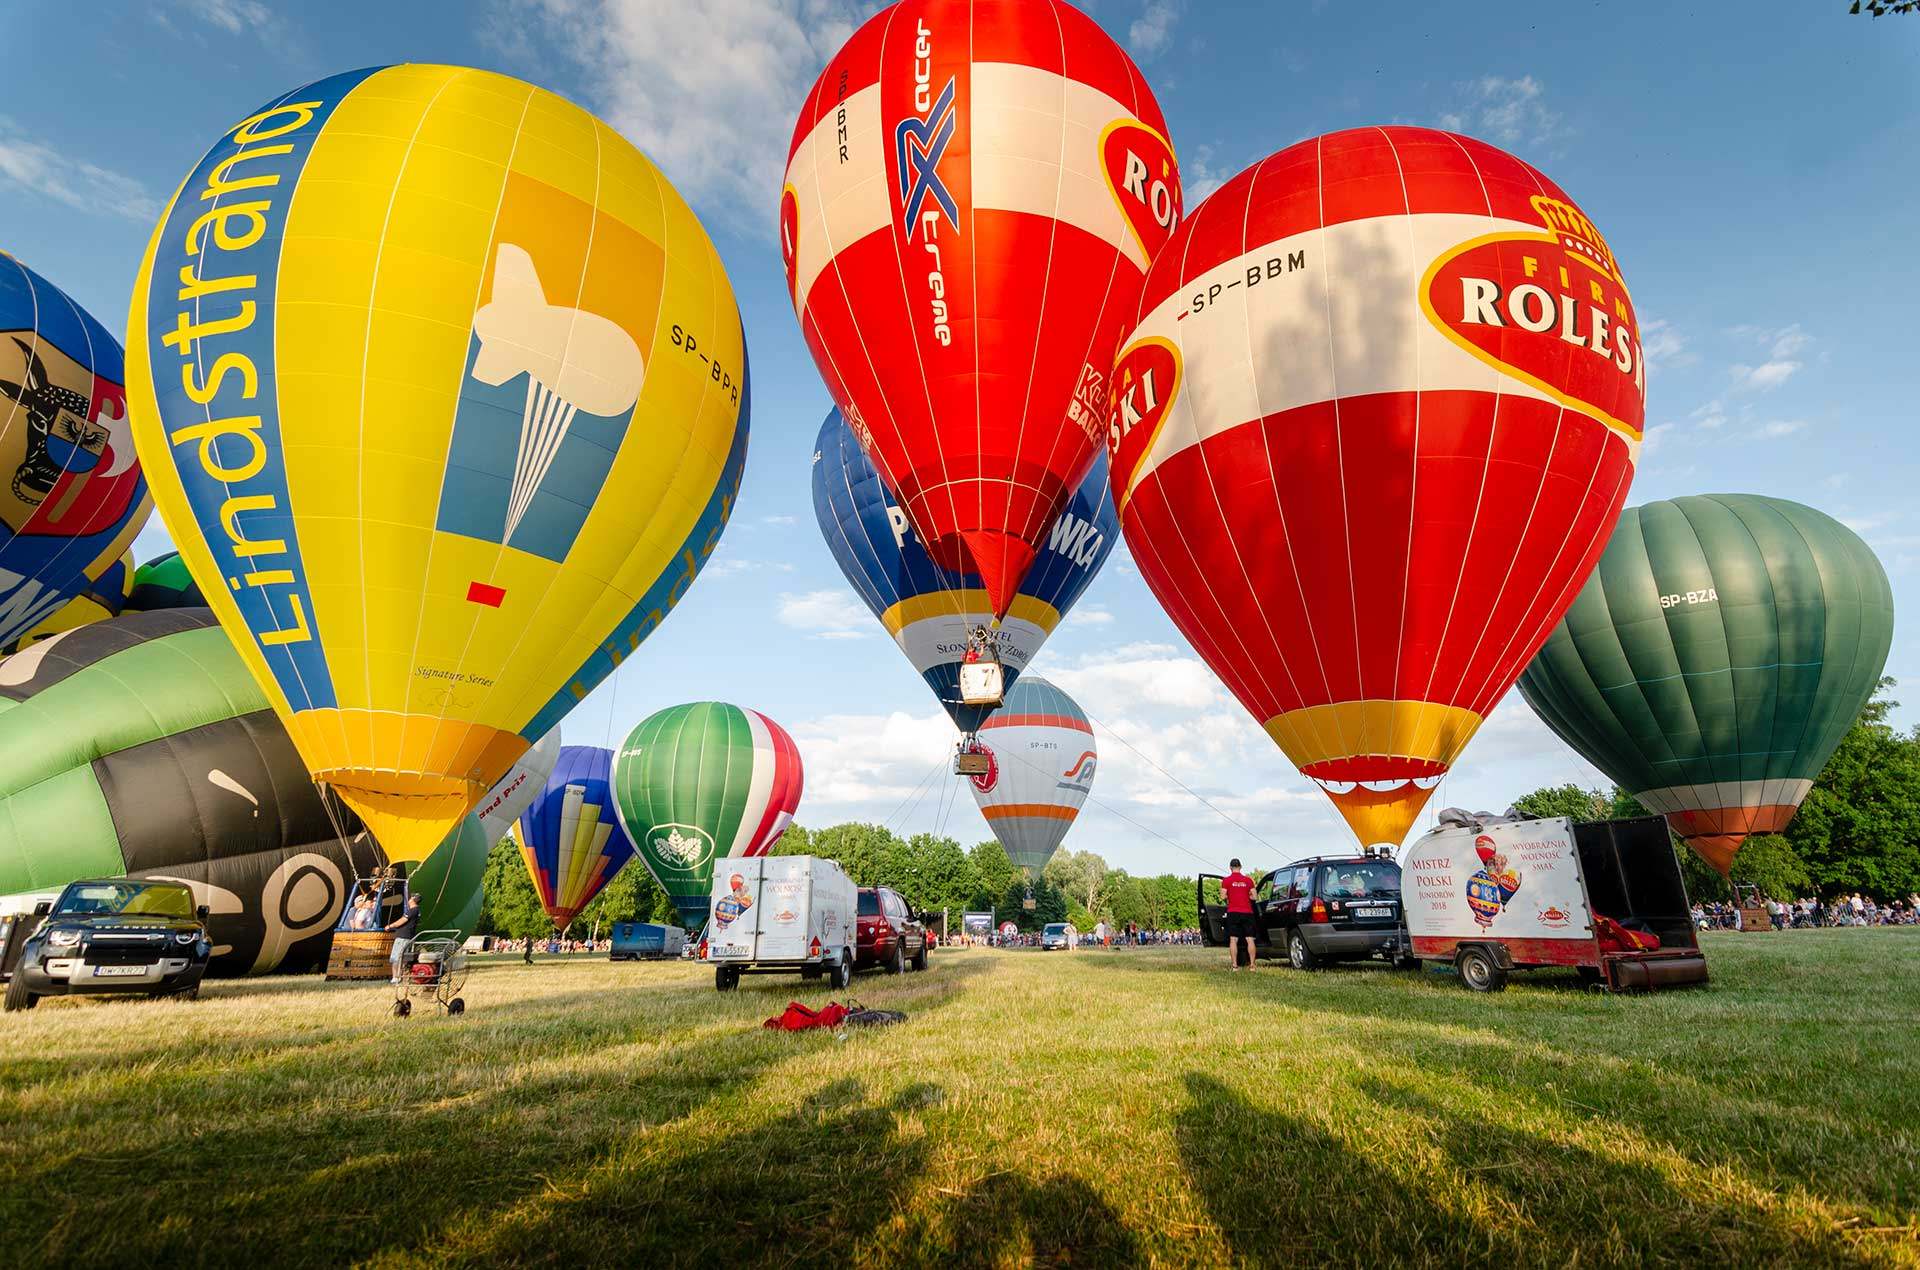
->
1518, 495, 1894, 874
613, 702, 805, 929
967, 676, 1095, 874
0, 253, 150, 651
470, 245, 649, 544
1108, 127, 1644, 849
783, 0, 1180, 615
127, 66, 748, 866
812, 409, 1117, 732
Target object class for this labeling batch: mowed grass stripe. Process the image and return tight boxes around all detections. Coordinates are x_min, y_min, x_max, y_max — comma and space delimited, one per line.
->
1, 931, 1915, 1266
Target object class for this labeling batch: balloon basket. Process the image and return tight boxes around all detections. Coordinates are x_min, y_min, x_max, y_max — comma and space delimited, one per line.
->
958, 659, 1004, 707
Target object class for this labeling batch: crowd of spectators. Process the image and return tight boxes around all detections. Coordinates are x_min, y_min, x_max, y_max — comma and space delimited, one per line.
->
945, 924, 1205, 948
1692, 893, 1919, 930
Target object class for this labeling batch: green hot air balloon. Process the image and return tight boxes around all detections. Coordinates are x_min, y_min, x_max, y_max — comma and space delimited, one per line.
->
0, 610, 490, 972
612, 702, 804, 929
1517, 495, 1894, 876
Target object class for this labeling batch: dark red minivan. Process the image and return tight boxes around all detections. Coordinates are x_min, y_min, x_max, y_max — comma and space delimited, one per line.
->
854, 886, 930, 975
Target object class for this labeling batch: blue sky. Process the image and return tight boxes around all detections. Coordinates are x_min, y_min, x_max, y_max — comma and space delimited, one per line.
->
5, 0, 1916, 876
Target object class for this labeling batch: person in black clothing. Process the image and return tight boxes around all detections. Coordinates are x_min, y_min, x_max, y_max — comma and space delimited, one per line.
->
522, 939, 534, 965
387, 893, 422, 984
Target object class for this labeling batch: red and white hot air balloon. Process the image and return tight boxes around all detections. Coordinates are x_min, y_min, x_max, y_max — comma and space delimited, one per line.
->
782, 0, 1180, 616
1107, 127, 1644, 849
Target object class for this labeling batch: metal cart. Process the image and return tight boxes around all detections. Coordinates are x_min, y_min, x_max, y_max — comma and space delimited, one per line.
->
391, 929, 468, 1017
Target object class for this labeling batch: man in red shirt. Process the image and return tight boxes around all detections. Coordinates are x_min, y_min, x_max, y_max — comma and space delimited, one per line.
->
1222, 858, 1258, 970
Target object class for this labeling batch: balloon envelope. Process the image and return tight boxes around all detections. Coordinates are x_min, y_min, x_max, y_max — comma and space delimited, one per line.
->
516, 745, 636, 929
473, 729, 562, 846
0, 610, 483, 973
783, 0, 1180, 614
614, 702, 805, 929
128, 66, 749, 864
1108, 126, 1645, 849
1518, 495, 1894, 874
126, 549, 204, 612
967, 676, 1094, 874
813, 408, 1116, 732
3, 549, 133, 652
0, 254, 151, 649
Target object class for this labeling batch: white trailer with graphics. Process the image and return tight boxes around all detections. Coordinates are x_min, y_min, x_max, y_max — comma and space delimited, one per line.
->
1401, 814, 1708, 993
702, 855, 855, 992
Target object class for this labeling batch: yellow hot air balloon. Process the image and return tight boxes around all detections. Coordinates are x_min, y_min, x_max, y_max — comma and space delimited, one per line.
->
127, 67, 748, 862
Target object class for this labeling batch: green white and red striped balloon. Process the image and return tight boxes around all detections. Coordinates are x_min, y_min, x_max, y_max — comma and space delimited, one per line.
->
612, 702, 804, 929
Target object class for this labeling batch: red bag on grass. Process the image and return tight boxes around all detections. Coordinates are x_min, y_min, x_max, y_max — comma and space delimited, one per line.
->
764, 1001, 850, 1031
1593, 913, 1660, 953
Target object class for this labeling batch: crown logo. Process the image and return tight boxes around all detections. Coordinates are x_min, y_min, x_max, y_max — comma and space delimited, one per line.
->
1530, 194, 1622, 284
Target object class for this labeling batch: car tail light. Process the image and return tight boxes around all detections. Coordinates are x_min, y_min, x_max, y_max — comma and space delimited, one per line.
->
1311, 898, 1329, 923
697, 938, 708, 960
809, 936, 821, 958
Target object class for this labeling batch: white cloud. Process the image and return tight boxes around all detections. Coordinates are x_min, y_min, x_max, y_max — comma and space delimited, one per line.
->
1075, 606, 1115, 626
1181, 142, 1236, 205
1822, 473, 1849, 490
1638, 318, 1695, 371
777, 587, 872, 638
1641, 422, 1675, 452
175, 0, 272, 32
1751, 419, 1806, 439
1690, 400, 1727, 430
761, 514, 798, 526
502, 0, 872, 231
1438, 75, 1565, 150
789, 708, 956, 808
0, 123, 158, 222
1729, 324, 1811, 392
1128, 0, 1183, 59
1731, 359, 1801, 391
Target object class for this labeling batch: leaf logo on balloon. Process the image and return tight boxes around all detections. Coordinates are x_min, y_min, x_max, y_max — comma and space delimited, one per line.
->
651, 824, 713, 870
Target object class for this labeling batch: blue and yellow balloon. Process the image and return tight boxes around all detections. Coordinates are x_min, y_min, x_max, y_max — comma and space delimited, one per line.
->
127, 67, 748, 862
812, 408, 1116, 733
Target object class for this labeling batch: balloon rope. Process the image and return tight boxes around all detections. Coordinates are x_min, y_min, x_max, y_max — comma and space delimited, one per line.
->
880, 748, 951, 833
984, 731, 1230, 874
1068, 702, 1278, 855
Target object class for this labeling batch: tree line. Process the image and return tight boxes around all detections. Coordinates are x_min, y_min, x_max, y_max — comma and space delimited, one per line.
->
475, 822, 1206, 940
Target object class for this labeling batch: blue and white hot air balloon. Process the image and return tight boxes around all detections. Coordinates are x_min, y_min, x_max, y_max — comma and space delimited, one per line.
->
812, 409, 1117, 733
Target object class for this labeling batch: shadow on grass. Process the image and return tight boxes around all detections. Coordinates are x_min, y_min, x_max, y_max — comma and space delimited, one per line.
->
1353, 1074, 1881, 1264
1175, 1071, 1497, 1265
442, 1077, 943, 1263
3, 959, 990, 1266
900, 1170, 1143, 1265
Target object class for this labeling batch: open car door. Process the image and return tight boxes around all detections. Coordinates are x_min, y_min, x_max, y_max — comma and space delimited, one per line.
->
1196, 874, 1227, 947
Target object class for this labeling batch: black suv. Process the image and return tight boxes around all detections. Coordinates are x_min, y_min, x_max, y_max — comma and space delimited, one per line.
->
1199, 856, 1409, 969
5, 879, 211, 1011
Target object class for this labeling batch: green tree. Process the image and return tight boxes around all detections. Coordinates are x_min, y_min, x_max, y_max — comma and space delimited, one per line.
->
1784, 681, 1920, 897
476, 835, 551, 940
1513, 784, 1611, 822
968, 840, 1019, 910
769, 822, 815, 856
1002, 871, 1066, 931
904, 832, 973, 917
1044, 848, 1109, 914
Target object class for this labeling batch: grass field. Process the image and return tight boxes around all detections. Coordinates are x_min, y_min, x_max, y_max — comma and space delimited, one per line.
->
2, 931, 1917, 1267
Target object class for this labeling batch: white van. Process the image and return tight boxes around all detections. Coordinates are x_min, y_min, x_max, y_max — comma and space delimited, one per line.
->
702, 855, 856, 992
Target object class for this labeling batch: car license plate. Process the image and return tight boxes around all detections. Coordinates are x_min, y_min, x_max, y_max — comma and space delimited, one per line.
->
93, 964, 148, 977
710, 946, 746, 959
1356, 906, 1392, 918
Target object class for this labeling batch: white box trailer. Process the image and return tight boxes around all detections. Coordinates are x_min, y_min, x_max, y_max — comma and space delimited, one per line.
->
1403, 814, 1709, 993
702, 855, 855, 992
